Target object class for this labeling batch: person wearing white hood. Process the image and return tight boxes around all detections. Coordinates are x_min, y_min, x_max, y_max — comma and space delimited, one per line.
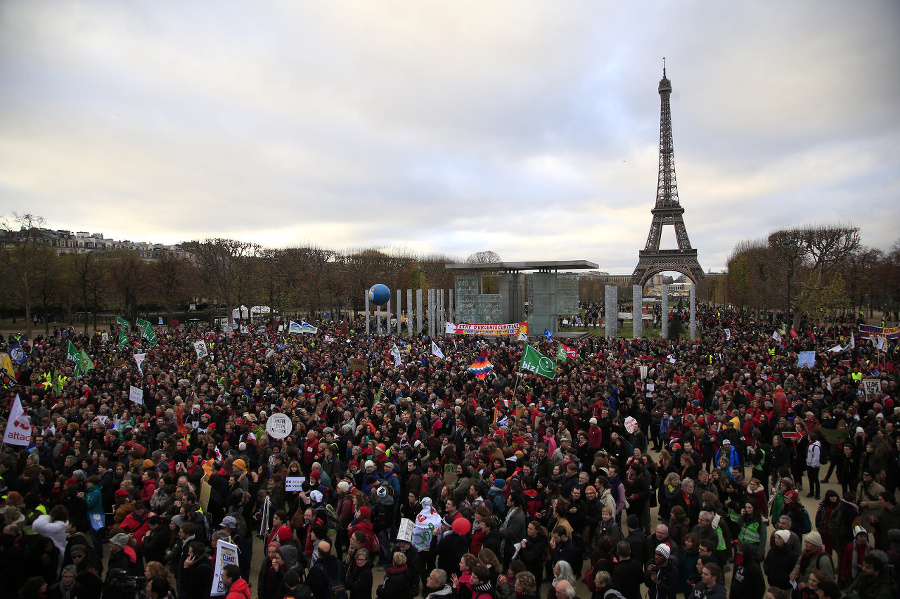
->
414, 497, 443, 588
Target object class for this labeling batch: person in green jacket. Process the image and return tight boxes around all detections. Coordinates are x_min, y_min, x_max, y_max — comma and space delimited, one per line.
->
843, 553, 899, 599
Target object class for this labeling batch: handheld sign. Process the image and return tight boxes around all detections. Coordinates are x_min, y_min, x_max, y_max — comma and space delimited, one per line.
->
266, 413, 293, 439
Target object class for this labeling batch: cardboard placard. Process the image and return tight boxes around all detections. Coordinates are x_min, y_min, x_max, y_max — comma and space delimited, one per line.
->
862, 378, 882, 399
285, 476, 305, 492
349, 358, 368, 372
398, 518, 414, 542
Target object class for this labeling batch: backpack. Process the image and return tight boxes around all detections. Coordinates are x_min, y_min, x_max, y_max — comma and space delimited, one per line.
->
324, 503, 341, 539
798, 507, 812, 535
324, 566, 348, 599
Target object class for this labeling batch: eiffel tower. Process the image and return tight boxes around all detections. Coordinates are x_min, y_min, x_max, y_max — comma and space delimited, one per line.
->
631, 64, 705, 287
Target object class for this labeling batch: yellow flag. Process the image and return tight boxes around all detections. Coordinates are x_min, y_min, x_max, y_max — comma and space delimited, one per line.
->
0, 354, 14, 377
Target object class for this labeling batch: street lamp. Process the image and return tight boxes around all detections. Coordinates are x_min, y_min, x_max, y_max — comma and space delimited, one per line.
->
782, 238, 797, 328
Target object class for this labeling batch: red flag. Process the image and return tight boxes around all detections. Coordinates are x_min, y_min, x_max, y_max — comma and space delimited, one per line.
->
561, 344, 578, 359
790, 328, 798, 338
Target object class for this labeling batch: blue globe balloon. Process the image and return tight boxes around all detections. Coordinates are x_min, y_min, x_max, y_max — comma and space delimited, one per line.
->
368, 284, 391, 306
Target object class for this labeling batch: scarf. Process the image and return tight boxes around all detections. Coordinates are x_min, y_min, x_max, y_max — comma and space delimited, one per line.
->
500, 507, 520, 556
473, 579, 494, 599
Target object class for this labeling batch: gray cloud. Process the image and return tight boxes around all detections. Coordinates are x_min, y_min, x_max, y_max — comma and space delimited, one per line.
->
1, 0, 898, 273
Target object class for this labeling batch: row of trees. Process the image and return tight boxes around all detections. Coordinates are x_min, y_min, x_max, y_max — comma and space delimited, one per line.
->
724, 223, 900, 327
1, 214, 468, 339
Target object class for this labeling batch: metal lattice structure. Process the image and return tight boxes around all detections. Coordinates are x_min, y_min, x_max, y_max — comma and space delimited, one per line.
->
631, 65, 705, 287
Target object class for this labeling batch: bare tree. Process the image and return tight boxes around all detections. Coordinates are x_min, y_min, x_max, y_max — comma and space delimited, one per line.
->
153, 253, 195, 324
107, 251, 153, 324
66, 252, 108, 333
769, 224, 859, 328
0, 213, 47, 338
183, 238, 256, 324
466, 250, 502, 264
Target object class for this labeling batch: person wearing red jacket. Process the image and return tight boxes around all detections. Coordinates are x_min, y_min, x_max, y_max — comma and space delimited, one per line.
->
140, 469, 158, 504
221, 564, 252, 599
120, 500, 154, 545
302, 429, 319, 475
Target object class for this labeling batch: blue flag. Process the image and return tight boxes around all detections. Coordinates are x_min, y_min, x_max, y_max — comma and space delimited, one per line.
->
543, 329, 553, 340
8, 342, 27, 366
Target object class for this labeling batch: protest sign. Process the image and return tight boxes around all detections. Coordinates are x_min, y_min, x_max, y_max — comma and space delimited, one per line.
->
210, 539, 239, 596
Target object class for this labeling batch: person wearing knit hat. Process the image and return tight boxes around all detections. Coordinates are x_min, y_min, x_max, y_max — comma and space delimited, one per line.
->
841, 526, 871, 582
765, 529, 797, 589
142, 459, 155, 471
791, 530, 834, 588
647, 541, 678, 599
108, 531, 141, 577
232, 458, 246, 472
337, 481, 351, 494
655, 543, 671, 559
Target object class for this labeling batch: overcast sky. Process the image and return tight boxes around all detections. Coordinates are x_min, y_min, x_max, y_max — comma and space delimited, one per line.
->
1, 1, 898, 273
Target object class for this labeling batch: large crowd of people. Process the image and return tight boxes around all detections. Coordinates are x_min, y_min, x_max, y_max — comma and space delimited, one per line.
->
0, 305, 898, 599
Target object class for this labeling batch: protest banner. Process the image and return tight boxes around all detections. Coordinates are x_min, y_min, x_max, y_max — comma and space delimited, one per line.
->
862, 378, 882, 399
349, 358, 368, 372
445, 322, 528, 336
210, 539, 239, 596
285, 476, 305, 492
266, 413, 293, 439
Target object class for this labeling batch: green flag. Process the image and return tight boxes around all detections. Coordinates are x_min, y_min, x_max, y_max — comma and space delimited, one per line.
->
51, 368, 64, 395
557, 345, 568, 361
145, 325, 158, 347
520, 345, 556, 379
118, 329, 129, 349
74, 349, 95, 378
135, 317, 151, 331
66, 340, 80, 363
116, 315, 130, 328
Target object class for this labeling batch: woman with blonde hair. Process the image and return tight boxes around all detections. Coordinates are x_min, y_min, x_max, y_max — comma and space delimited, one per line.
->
144, 561, 172, 586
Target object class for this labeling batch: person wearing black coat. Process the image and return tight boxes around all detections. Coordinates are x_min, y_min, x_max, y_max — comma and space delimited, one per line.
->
518, 522, 549, 588
644, 545, 679, 599
398, 540, 421, 599
612, 541, 644, 599
307, 543, 345, 599
480, 518, 504, 561
376, 553, 411, 599
550, 527, 581, 576
436, 526, 470, 575
179, 541, 214, 599
257, 543, 285, 599
142, 517, 170, 565
345, 549, 375, 599
729, 542, 765, 599
763, 531, 798, 590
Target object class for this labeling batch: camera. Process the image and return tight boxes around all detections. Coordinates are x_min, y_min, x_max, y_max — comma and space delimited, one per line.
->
107, 569, 146, 597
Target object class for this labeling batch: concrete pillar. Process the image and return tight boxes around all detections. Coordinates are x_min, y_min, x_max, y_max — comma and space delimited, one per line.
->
407, 289, 413, 338
416, 289, 423, 338
690, 284, 697, 341
632, 285, 643, 339
604, 285, 618, 338
661, 285, 669, 340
